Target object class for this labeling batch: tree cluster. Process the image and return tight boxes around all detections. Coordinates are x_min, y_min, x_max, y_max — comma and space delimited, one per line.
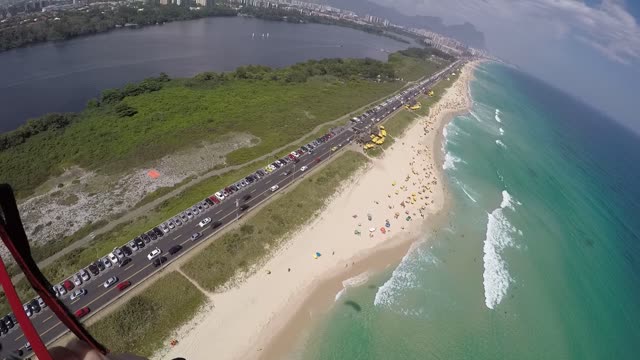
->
0, 113, 77, 151
186, 58, 396, 87
100, 73, 170, 105
0, 5, 237, 52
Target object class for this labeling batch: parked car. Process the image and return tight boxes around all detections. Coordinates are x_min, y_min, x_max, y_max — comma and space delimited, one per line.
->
122, 245, 133, 256
191, 232, 202, 241
3, 315, 14, 329
117, 281, 132, 292
23, 304, 32, 318
102, 257, 112, 268
70, 288, 87, 301
204, 198, 214, 206
209, 196, 221, 204
141, 233, 151, 243
174, 217, 183, 226
118, 257, 132, 267
95, 260, 105, 272
161, 223, 170, 233
128, 240, 138, 251
147, 230, 157, 241
107, 252, 119, 264
113, 247, 124, 259
63, 280, 75, 291
270, 185, 279, 192
103, 277, 118, 288
168, 220, 176, 229
211, 221, 223, 230
180, 213, 188, 222
168, 245, 183, 255
147, 248, 162, 261
74, 307, 90, 319
79, 269, 90, 282
29, 299, 40, 313
152, 227, 163, 237
37, 297, 46, 309
134, 237, 145, 249
72, 275, 82, 286
88, 264, 99, 276
0, 321, 7, 335
198, 217, 211, 228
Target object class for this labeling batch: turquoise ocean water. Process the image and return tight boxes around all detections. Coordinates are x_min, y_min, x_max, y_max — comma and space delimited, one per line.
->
290, 63, 640, 359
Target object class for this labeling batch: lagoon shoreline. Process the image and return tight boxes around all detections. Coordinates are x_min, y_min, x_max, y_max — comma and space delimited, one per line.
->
160, 61, 478, 360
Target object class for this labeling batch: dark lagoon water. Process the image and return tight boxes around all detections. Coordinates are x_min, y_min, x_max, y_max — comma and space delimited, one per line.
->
0, 16, 412, 132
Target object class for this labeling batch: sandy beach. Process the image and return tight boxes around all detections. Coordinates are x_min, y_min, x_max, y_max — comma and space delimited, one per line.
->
159, 61, 477, 360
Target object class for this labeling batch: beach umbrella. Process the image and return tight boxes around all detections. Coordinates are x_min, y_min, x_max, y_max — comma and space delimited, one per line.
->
313, 252, 321, 259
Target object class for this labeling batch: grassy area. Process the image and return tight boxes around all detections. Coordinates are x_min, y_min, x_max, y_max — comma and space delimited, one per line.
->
182, 150, 370, 291
0, 71, 400, 200
89, 271, 206, 357
388, 53, 443, 82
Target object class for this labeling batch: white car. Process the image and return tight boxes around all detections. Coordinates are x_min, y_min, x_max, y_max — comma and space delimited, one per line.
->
70, 288, 87, 301
300, 166, 308, 172
161, 223, 170, 233
73, 275, 82, 286
198, 217, 212, 228
270, 185, 279, 192
102, 257, 112, 268
215, 191, 225, 200
107, 252, 119, 264
147, 248, 162, 261
290, 151, 300, 158
78, 269, 90, 282
103, 276, 118, 288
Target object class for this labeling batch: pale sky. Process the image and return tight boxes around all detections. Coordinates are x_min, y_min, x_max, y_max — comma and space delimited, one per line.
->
370, 0, 640, 132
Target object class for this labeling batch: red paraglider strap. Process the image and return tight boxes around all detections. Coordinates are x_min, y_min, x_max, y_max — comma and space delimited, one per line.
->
0, 184, 107, 357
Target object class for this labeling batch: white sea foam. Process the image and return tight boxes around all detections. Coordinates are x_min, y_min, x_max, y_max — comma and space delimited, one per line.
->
495, 139, 507, 149
443, 152, 463, 170
483, 190, 521, 310
499, 127, 504, 136
461, 186, 477, 203
494, 109, 502, 123
374, 241, 432, 309
334, 288, 346, 301
469, 111, 483, 122
342, 272, 370, 288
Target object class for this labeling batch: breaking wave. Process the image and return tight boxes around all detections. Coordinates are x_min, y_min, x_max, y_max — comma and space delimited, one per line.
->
499, 127, 504, 136
469, 110, 483, 122
495, 108, 502, 123
374, 241, 436, 310
443, 152, 463, 170
335, 288, 346, 301
483, 190, 521, 310
496, 139, 507, 149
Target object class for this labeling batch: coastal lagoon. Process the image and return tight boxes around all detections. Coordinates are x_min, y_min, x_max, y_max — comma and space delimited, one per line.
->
0, 17, 412, 132
292, 63, 640, 359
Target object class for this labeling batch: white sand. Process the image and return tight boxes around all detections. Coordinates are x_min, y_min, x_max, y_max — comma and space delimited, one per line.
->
159, 62, 476, 360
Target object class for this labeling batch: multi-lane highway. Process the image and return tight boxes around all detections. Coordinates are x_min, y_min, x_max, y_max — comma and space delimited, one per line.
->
0, 59, 462, 359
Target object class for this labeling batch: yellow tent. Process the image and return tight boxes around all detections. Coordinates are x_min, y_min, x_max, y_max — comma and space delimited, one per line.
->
380, 129, 387, 137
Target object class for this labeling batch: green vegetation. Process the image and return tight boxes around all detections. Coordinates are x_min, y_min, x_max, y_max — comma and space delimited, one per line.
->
182, 151, 370, 291
383, 109, 419, 137
388, 52, 442, 82
0, 58, 401, 199
0, 5, 237, 52
89, 272, 206, 357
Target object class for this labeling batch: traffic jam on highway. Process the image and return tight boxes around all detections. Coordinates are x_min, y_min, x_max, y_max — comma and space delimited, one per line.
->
0, 60, 461, 359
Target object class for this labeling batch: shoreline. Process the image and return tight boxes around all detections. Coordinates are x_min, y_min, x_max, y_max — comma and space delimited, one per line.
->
160, 61, 477, 360
257, 63, 478, 360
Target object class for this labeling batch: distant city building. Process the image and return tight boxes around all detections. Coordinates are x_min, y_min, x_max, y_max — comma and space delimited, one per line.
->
196, 0, 208, 6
